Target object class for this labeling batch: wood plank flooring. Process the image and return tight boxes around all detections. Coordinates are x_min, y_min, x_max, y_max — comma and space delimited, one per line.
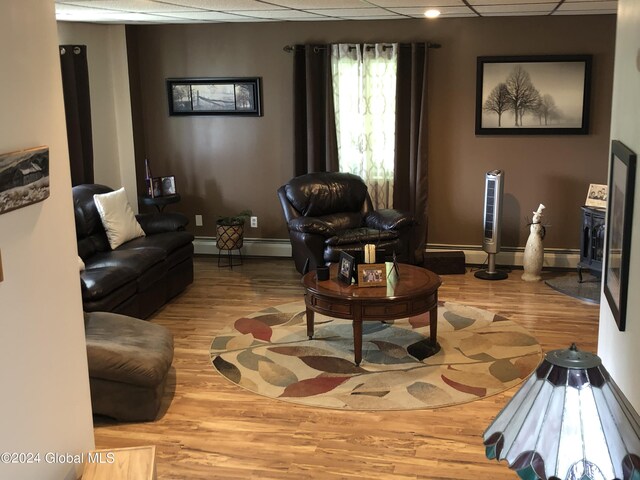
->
93, 257, 599, 479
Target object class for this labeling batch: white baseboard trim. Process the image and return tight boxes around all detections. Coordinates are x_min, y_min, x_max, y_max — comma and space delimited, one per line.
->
427, 243, 580, 269
194, 237, 579, 269
194, 237, 292, 257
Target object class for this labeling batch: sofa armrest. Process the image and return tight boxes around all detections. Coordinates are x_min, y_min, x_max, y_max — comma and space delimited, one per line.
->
288, 217, 336, 237
365, 209, 416, 231
136, 213, 188, 234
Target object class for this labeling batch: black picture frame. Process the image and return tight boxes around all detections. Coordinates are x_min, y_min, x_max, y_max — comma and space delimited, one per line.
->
160, 175, 176, 196
475, 55, 592, 135
603, 140, 636, 331
338, 252, 355, 284
167, 77, 262, 116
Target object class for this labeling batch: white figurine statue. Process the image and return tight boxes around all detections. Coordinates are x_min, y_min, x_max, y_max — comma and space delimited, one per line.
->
522, 204, 546, 282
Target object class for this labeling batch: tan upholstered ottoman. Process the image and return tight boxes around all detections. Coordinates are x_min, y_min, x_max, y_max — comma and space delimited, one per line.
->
84, 311, 174, 421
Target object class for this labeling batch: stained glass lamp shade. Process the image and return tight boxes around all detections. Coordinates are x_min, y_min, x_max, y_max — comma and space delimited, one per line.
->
483, 344, 640, 480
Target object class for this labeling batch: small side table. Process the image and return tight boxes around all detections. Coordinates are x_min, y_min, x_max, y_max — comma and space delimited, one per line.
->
140, 194, 181, 213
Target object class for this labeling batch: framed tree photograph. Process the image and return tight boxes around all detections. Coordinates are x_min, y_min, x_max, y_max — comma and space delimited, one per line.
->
476, 55, 592, 135
167, 77, 262, 116
603, 140, 636, 331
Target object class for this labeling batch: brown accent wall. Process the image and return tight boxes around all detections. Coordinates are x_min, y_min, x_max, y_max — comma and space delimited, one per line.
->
126, 15, 615, 249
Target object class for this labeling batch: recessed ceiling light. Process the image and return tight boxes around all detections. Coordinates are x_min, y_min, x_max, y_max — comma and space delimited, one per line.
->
424, 9, 441, 18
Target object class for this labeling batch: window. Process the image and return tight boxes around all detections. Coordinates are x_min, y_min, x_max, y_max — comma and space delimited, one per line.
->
331, 43, 398, 209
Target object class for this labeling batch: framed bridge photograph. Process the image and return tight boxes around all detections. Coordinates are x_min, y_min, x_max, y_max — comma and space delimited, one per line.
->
475, 55, 592, 135
167, 77, 262, 116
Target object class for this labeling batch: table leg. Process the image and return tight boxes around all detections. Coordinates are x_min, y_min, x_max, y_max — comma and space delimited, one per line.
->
429, 302, 438, 347
306, 307, 314, 340
353, 316, 363, 366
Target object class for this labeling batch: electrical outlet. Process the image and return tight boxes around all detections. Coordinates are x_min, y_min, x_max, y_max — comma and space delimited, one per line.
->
195, 215, 203, 227
250, 216, 258, 228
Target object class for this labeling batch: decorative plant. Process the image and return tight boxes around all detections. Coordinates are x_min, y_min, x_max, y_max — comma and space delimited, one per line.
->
216, 210, 252, 226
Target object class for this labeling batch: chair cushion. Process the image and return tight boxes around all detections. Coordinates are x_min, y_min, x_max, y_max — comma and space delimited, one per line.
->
93, 187, 146, 250
84, 248, 165, 276
117, 231, 194, 257
285, 172, 368, 217
81, 266, 138, 301
326, 227, 399, 246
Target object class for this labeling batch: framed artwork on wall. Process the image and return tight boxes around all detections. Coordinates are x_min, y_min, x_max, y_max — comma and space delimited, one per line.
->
0, 146, 50, 215
475, 55, 592, 135
603, 140, 636, 331
167, 77, 262, 116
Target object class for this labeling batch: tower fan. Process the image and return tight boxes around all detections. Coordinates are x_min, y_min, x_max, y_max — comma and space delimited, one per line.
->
475, 170, 508, 280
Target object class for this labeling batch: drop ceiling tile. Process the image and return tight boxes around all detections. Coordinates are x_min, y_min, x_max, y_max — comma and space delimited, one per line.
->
475, 3, 555, 14
56, 3, 121, 14
370, 0, 464, 6
156, 0, 285, 10
61, 0, 202, 12
269, 0, 370, 7
235, 9, 328, 19
558, 0, 616, 6
467, 0, 557, 4
387, 6, 476, 16
306, 7, 392, 16
151, 10, 259, 20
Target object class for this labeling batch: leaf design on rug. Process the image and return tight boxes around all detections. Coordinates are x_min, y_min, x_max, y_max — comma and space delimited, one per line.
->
489, 359, 522, 383
441, 375, 486, 397
407, 382, 453, 404
234, 317, 273, 342
253, 312, 294, 326
226, 333, 256, 351
237, 349, 272, 371
371, 340, 407, 359
479, 331, 538, 347
280, 376, 350, 398
458, 334, 492, 357
269, 346, 333, 357
441, 366, 505, 396
443, 311, 475, 330
408, 313, 429, 329
212, 356, 242, 384
210, 335, 235, 352
258, 360, 297, 387
515, 354, 542, 378
300, 356, 364, 374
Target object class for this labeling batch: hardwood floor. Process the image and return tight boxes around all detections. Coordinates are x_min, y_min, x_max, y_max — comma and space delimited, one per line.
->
93, 257, 599, 479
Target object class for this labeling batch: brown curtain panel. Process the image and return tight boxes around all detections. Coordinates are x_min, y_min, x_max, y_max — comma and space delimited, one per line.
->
59, 45, 94, 186
394, 43, 429, 264
293, 44, 338, 176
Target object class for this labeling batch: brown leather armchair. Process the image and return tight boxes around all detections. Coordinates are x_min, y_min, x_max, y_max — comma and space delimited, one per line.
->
277, 172, 416, 274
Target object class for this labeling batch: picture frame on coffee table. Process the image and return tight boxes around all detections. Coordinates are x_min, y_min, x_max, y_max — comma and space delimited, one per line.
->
338, 252, 355, 284
357, 263, 387, 288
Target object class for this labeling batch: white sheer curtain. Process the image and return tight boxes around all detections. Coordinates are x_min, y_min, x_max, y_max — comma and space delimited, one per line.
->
331, 43, 398, 209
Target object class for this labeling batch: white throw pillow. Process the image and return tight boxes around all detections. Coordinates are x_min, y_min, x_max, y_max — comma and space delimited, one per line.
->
78, 256, 85, 271
93, 188, 145, 250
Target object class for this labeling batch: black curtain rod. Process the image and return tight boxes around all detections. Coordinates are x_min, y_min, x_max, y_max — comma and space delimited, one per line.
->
282, 42, 441, 53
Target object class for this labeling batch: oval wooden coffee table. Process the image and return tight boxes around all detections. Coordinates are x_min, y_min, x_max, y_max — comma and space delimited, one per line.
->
302, 263, 442, 366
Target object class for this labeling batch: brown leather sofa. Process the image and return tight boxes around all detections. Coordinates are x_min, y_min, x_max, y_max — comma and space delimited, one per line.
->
277, 172, 416, 274
73, 184, 194, 319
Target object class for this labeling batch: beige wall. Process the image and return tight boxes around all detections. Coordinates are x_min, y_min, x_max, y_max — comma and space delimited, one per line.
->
0, 2, 94, 479
57, 22, 138, 210
598, 0, 640, 412
127, 15, 615, 249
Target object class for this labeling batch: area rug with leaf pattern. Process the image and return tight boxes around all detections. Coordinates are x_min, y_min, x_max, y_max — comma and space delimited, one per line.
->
210, 301, 542, 410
